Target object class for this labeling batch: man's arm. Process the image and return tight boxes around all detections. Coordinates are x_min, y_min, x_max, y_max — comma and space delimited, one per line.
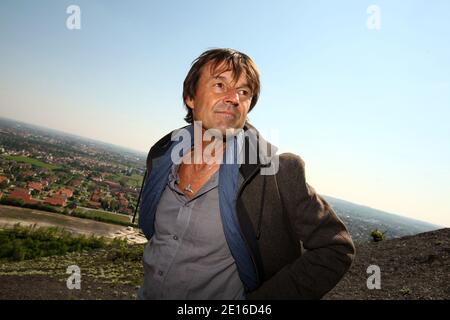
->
247, 153, 355, 299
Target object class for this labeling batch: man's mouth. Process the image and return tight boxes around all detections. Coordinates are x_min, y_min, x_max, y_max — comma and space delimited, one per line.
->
215, 111, 237, 119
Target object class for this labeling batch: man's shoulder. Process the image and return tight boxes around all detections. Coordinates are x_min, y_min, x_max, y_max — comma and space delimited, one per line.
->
145, 128, 178, 170
273, 152, 307, 186
150, 131, 173, 152
278, 152, 305, 170
148, 125, 191, 153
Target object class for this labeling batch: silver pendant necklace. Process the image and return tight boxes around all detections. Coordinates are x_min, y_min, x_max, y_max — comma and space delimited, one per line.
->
184, 184, 194, 194
178, 164, 217, 195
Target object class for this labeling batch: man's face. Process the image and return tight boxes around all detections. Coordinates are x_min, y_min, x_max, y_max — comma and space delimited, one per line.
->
185, 61, 253, 134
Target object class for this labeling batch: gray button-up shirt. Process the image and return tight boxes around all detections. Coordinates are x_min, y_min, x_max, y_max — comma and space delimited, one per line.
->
138, 163, 245, 300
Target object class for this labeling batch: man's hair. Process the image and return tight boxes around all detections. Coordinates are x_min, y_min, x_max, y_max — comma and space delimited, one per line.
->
182, 48, 261, 124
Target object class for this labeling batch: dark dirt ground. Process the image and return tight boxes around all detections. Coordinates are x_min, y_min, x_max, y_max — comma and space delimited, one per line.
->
0, 275, 138, 300
324, 228, 450, 300
0, 247, 144, 300
1, 229, 448, 300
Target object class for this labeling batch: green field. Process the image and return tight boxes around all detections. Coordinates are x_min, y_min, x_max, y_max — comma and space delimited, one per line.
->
0, 224, 109, 261
106, 173, 143, 188
126, 174, 143, 188
0, 204, 133, 237
73, 208, 131, 225
2, 155, 60, 170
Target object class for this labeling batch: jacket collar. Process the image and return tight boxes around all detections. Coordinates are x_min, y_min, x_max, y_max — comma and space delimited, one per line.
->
239, 122, 277, 182
146, 122, 278, 181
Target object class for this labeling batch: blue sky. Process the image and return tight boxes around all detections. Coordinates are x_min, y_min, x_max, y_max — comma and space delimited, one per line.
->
1, 0, 449, 226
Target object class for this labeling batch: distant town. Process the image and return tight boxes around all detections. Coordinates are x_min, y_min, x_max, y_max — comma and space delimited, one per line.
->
0, 117, 443, 240
0, 117, 147, 225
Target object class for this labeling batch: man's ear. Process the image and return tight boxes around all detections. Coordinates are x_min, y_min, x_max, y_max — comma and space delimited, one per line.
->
185, 96, 195, 109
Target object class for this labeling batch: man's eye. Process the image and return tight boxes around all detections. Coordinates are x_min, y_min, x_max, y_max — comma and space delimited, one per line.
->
214, 82, 224, 88
239, 89, 249, 96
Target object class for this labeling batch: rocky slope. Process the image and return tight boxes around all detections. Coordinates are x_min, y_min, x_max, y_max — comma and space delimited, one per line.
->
324, 228, 449, 299
1, 229, 448, 300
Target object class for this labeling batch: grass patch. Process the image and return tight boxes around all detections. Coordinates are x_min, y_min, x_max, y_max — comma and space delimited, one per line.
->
2, 155, 60, 170
0, 243, 145, 287
0, 224, 109, 261
126, 174, 143, 188
0, 225, 145, 287
72, 208, 134, 227
106, 173, 143, 188
0, 197, 61, 214
0, 199, 137, 228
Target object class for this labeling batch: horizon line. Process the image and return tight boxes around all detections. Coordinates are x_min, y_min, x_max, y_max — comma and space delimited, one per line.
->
0, 116, 148, 156
0, 116, 448, 228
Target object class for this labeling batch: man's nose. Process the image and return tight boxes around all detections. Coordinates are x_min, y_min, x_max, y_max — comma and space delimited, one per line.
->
224, 89, 239, 107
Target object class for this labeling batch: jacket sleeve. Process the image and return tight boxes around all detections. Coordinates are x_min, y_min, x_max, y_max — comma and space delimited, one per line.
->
247, 153, 355, 300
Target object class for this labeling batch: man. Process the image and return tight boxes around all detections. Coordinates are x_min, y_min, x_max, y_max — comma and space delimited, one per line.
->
137, 48, 355, 300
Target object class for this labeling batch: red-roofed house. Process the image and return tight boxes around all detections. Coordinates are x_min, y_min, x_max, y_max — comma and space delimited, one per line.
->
69, 179, 82, 188
0, 176, 10, 184
44, 195, 66, 207
46, 175, 58, 184
41, 179, 50, 186
104, 180, 121, 189
116, 192, 128, 207
21, 170, 36, 178
55, 188, 73, 198
27, 182, 43, 191
8, 188, 39, 204
90, 190, 102, 203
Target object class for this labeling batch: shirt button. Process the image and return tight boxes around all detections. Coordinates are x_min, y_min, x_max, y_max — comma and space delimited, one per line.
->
157, 270, 163, 276
173, 235, 178, 240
